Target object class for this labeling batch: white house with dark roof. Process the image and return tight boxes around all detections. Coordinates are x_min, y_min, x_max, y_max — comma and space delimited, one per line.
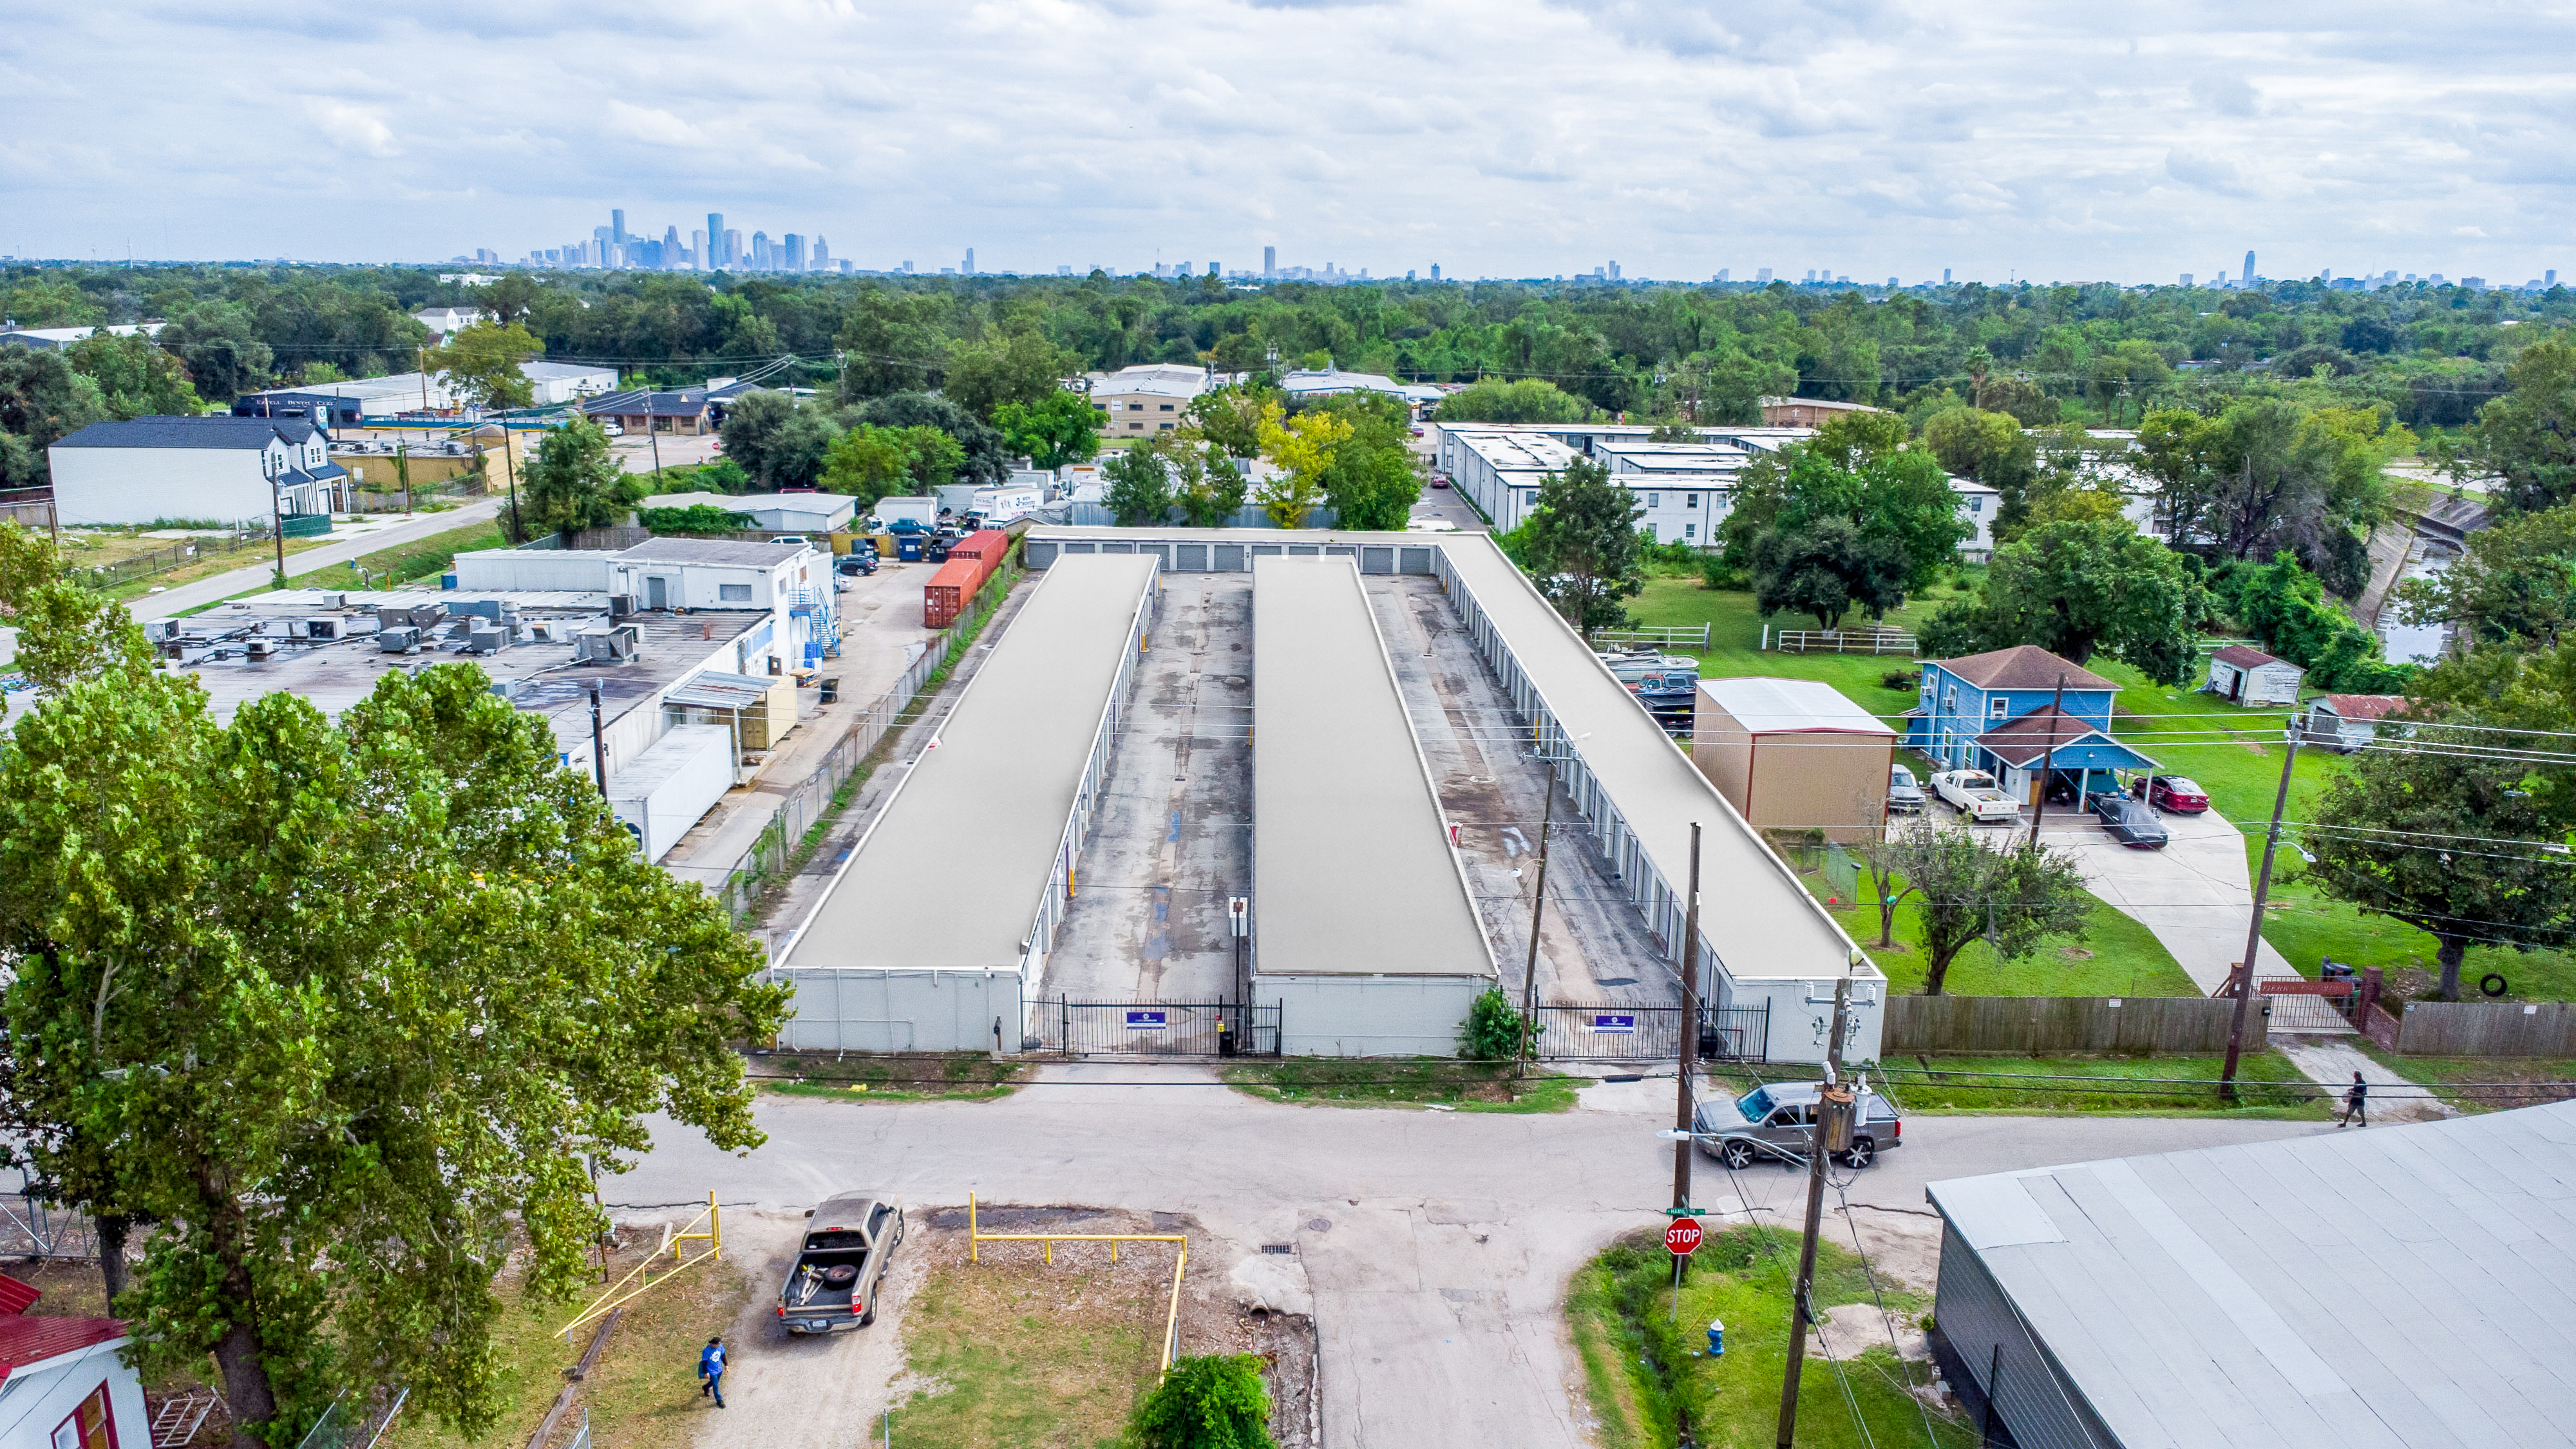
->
2204, 643, 2304, 705
48, 416, 347, 525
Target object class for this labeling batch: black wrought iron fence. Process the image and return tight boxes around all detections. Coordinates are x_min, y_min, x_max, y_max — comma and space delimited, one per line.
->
1533, 1002, 1769, 1063
1039, 999, 1282, 1057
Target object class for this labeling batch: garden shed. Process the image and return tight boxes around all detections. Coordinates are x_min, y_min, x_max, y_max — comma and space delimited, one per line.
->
2204, 644, 2303, 705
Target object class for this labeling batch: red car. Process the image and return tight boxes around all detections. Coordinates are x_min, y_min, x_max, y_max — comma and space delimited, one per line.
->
2146, 775, 2210, 813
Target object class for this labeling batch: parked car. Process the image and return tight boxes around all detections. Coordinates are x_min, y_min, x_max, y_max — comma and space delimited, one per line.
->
598, 422, 624, 437
1596, 650, 1700, 686
1887, 763, 1925, 814
837, 552, 878, 576
2146, 775, 2211, 813
1693, 1081, 1902, 1169
1431, 477, 1451, 489
770, 535, 810, 546
2086, 790, 2170, 849
1930, 769, 2020, 822
777, 1192, 905, 1333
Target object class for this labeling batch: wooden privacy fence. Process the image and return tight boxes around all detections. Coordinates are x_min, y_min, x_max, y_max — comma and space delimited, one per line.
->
1882, 994, 2262, 1056
2379, 1001, 2576, 1057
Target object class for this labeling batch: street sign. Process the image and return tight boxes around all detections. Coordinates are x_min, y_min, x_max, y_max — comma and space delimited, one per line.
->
1665, 1218, 1703, 1256
1125, 1010, 1168, 1032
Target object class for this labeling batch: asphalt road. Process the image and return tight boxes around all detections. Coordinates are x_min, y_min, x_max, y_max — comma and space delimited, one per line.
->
129, 496, 509, 621
609, 1066, 2325, 1448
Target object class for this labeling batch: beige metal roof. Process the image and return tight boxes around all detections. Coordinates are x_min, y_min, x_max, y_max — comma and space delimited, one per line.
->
1697, 677, 1898, 737
1251, 556, 1495, 979
782, 555, 1160, 972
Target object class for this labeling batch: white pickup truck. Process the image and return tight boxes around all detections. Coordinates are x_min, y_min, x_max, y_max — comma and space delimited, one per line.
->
1931, 769, 2021, 822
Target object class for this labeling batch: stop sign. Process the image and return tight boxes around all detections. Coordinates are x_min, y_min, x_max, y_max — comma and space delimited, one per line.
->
1665, 1217, 1703, 1256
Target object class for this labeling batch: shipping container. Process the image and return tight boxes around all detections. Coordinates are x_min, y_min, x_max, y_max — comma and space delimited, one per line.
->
923, 556, 983, 629
607, 724, 735, 862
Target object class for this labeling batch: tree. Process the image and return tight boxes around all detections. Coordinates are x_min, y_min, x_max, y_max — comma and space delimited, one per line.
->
1520, 457, 1645, 638
2134, 400, 2408, 561
715, 389, 794, 482
155, 303, 274, 402
520, 419, 639, 541
994, 390, 1103, 471
1883, 823, 2090, 995
0, 347, 109, 488
1718, 439, 1967, 593
1253, 402, 1345, 528
856, 392, 1009, 484
1918, 519, 2207, 683
1669, 348, 1795, 425
422, 320, 544, 412
2459, 336, 2576, 514
1748, 515, 1909, 630
833, 289, 949, 400
820, 424, 961, 506
2228, 553, 2412, 692
66, 330, 202, 420
1311, 392, 1421, 531
1433, 377, 1592, 424
1457, 988, 1526, 1061
1126, 1354, 1276, 1449
1184, 386, 1274, 459
0, 661, 790, 1448
1171, 447, 1249, 527
1103, 444, 1174, 526
766, 408, 842, 489
0, 522, 154, 717
941, 331, 1074, 419
2304, 717, 2576, 999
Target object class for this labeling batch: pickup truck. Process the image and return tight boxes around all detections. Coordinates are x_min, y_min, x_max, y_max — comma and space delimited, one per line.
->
1930, 770, 2021, 822
777, 1191, 905, 1334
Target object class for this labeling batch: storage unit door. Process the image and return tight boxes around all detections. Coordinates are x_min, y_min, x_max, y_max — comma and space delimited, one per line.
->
1399, 546, 1434, 574
1175, 543, 1208, 571
1213, 543, 1247, 571
1361, 546, 1395, 574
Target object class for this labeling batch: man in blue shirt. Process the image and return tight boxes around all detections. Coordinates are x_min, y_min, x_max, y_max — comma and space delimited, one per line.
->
699, 1336, 726, 1408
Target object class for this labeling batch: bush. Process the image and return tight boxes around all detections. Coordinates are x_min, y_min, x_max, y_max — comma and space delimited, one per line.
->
638, 504, 755, 534
1126, 1354, 1275, 1449
1881, 670, 1918, 690
1457, 988, 1527, 1061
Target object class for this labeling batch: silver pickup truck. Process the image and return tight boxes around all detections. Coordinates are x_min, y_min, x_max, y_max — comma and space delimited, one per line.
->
777, 1191, 905, 1334
1931, 769, 2022, 822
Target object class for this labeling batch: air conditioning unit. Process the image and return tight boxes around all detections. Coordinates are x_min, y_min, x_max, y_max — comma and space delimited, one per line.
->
150, 619, 182, 642
319, 592, 346, 610
607, 593, 638, 620
378, 626, 421, 654
305, 618, 341, 640
573, 625, 640, 664
465, 627, 507, 654
488, 677, 528, 703
245, 638, 276, 661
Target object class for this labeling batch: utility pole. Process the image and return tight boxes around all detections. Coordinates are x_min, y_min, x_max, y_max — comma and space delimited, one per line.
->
267, 449, 286, 587
1517, 773, 1556, 1074
1669, 822, 1703, 1285
2025, 672, 2067, 849
589, 681, 609, 793
2221, 726, 2300, 1097
1775, 976, 1852, 1449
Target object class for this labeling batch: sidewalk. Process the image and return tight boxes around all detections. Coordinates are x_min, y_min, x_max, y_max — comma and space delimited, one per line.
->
2274, 1037, 2454, 1124
129, 497, 508, 621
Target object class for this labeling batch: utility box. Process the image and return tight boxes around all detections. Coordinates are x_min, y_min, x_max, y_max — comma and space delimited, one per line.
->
378, 626, 421, 654
607, 724, 735, 862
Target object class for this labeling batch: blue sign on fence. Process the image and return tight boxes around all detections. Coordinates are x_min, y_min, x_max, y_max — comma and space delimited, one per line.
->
1126, 1010, 1169, 1032
1590, 1013, 1637, 1034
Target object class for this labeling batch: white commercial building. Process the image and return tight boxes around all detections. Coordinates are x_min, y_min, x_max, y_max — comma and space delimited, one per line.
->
48, 416, 345, 524
453, 538, 833, 667
1275, 366, 1446, 413
639, 490, 858, 533
1086, 364, 1211, 437
235, 362, 619, 422
0, 322, 163, 351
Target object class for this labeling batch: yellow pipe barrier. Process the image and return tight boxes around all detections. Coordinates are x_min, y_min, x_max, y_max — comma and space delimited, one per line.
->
968, 1193, 1189, 1375
557, 1191, 721, 1340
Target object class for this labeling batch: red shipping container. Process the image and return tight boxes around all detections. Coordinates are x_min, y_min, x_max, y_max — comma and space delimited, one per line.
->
949, 529, 1010, 569
922, 556, 982, 629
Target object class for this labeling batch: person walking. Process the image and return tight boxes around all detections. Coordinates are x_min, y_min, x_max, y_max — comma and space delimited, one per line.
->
2338, 1071, 2367, 1128
699, 1336, 727, 1408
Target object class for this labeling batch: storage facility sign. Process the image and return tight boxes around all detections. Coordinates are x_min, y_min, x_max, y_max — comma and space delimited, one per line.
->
1125, 1010, 1168, 1032
1590, 1013, 1637, 1034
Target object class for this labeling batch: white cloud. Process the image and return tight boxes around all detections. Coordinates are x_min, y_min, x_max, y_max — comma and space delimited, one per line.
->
2, 0, 2571, 279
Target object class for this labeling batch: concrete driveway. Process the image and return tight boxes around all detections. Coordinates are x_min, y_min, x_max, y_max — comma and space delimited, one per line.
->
2042, 804, 2291, 993
608, 1066, 2324, 1448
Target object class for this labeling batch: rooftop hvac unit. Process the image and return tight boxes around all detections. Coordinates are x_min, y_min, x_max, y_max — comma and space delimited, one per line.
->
378, 626, 421, 654
150, 619, 182, 642
607, 593, 638, 620
465, 627, 506, 654
488, 677, 528, 703
573, 625, 639, 664
245, 638, 276, 661
305, 618, 341, 641
319, 592, 346, 609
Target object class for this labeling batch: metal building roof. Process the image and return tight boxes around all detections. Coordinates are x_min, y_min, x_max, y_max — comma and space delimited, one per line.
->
1250, 555, 1495, 979
782, 554, 1160, 972
1696, 677, 1898, 737
1927, 1101, 2576, 1449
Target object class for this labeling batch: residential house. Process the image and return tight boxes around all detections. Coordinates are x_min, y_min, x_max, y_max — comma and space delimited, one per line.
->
1904, 645, 2157, 805
2301, 693, 2407, 752
582, 389, 714, 435
0, 1271, 143, 1449
411, 306, 488, 342
2205, 644, 2304, 705
49, 416, 346, 524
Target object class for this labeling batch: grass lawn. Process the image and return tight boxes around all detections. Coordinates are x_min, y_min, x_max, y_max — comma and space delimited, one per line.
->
286, 516, 511, 591
1626, 576, 1967, 724
1568, 1226, 1971, 1449
752, 1052, 1026, 1103
1222, 1056, 1584, 1112
2353, 1046, 2576, 1114
384, 1229, 754, 1449
1846, 1052, 2329, 1117
890, 1256, 1161, 1448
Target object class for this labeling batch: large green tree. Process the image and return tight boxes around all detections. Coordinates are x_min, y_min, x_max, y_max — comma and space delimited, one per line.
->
1718, 428, 1968, 592
1919, 519, 2207, 683
994, 390, 1103, 471
422, 320, 543, 412
0, 654, 788, 1448
155, 303, 275, 402
0, 347, 109, 488
2134, 400, 2407, 561
520, 418, 640, 541
2459, 337, 2576, 514
942, 331, 1075, 419
1520, 457, 1645, 638
833, 289, 950, 399
2395, 502, 2576, 647
66, 330, 203, 420
1884, 822, 2091, 996
1102, 444, 1173, 526
1433, 377, 1592, 424
820, 424, 961, 506
856, 392, 1009, 484
2230, 553, 2412, 691
1748, 515, 1909, 631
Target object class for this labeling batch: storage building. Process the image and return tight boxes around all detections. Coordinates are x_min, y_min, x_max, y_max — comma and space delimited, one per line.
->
1250, 554, 1497, 1054
1690, 677, 1899, 844
2301, 692, 2407, 752
0, 1272, 142, 1449
1927, 1100, 2576, 1449
607, 724, 735, 861
770, 554, 1160, 1051
2205, 643, 2304, 705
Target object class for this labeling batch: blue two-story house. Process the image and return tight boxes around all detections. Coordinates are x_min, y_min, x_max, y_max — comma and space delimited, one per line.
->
1902, 645, 2158, 806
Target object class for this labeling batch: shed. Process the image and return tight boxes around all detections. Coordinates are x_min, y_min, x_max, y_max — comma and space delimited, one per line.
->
1690, 677, 1897, 843
2205, 643, 2303, 705
0, 1272, 142, 1449
1926, 1099, 2576, 1449
2302, 693, 2407, 753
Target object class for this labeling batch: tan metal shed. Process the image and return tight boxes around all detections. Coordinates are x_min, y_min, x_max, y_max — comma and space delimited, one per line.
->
1691, 677, 1899, 843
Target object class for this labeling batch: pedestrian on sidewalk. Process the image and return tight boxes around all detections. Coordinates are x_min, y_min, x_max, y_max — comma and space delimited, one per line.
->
2338, 1072, 2367, 1128
699, 1336, 727, 1407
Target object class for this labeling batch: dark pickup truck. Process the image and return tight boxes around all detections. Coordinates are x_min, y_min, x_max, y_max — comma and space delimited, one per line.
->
777, 1191, 905, 1334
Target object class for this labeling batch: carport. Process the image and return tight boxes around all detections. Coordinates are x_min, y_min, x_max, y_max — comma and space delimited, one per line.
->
1973, 705, 2157, 808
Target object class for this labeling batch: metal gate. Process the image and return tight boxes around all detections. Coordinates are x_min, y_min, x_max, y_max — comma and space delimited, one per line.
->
1040, 998, 1282, 1057
1533, 1002, 1768, 1063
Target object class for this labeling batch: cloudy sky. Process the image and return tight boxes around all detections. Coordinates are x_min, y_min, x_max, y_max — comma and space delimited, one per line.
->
6, 0, 2573, 283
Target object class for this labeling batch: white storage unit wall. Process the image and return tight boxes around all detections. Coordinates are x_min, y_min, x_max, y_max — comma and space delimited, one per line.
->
607, 724, 735, 861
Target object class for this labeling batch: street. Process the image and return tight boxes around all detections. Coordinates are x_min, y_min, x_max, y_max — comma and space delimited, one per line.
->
609, 1066, 2324, 1448
128, 496, 509, 621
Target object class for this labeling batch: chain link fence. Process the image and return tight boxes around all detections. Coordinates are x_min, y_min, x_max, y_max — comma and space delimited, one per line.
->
61, 531, 272, 589
706, 566, 1019, 924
